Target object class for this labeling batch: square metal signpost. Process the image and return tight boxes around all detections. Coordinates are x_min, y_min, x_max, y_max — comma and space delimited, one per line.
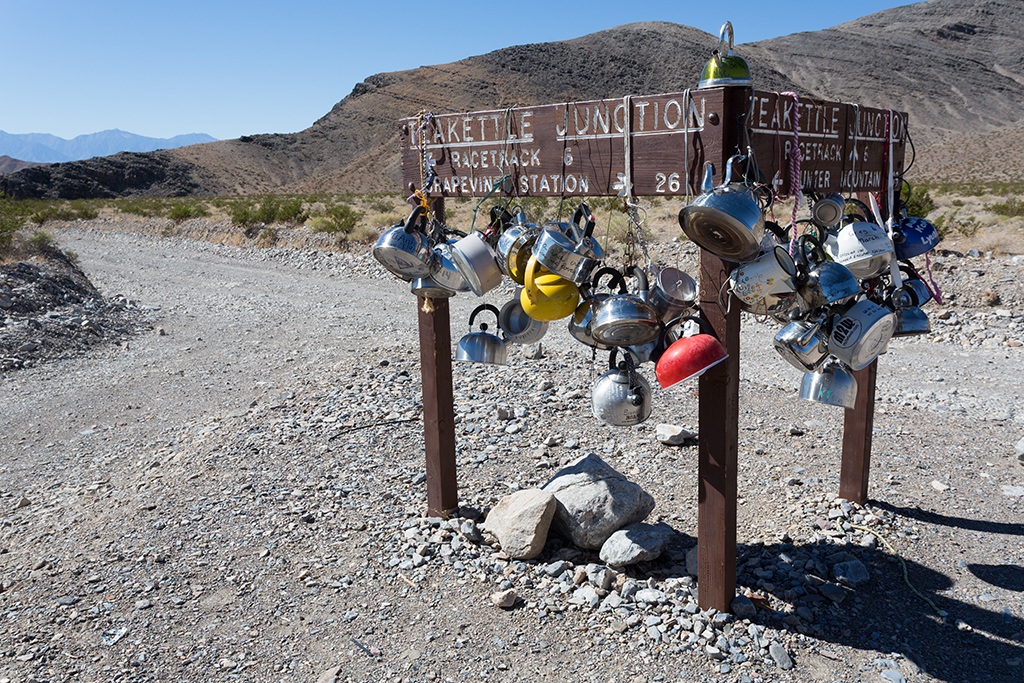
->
399, 88, 906, 611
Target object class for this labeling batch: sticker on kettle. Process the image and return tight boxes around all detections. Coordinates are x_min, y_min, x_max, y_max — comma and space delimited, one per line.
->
830, 318, 862, 349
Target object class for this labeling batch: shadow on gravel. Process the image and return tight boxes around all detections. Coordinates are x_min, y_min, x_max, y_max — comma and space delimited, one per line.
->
874, 500, 1024, 537
720, 536, 1024, 683
968, 564, 1024, 593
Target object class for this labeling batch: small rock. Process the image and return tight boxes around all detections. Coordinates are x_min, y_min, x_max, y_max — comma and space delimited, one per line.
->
599, 522, 675, 567
317, 665, 343, 683
136, 599, 153, 610
730, 594, 758, 619
1001, 485, 1024, 497
634, 588, 667, 604
655, 423, 696, 446
14, 496, 30, 510
490, 589, 517, 608
819, 583, 847, 604
1016, 436, 1024, 457
482, 489, 557, 560
832, 559, 871, 587
686, 547, 698, 576
930, 480, 951, 492
522, 343, 544, 360
880, 670, 906, 683
769, 641, 794, 670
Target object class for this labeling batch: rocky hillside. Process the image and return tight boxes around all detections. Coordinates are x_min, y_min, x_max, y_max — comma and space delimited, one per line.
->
3, 0, 1022, 199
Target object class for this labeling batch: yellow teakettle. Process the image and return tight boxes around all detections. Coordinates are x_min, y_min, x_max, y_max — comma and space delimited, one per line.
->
520, 255, 580, 322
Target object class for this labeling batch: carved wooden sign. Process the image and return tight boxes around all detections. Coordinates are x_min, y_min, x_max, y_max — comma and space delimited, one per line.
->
399, 88, 905, 199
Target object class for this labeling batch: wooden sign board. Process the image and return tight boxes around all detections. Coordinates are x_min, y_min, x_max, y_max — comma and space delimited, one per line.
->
399, 88, 906, 199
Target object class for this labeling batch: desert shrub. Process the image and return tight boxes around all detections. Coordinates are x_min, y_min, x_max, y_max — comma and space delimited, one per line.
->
30, 206, 76, 224
932, 209, 981, 239
0, 194, 24, 253
277, 198, 309, 225
117, 197, 169, 217
347, 226, 379, 244
367, 195, 395, 214
311, 204, 362, 237
990, 197, 1024, 218
901, 184, 935, 217
230, 203, 257, 227
254, 196, 280, 224
28, 230, 55, 251
308, 216, 333, 232
167, 202, 210, 223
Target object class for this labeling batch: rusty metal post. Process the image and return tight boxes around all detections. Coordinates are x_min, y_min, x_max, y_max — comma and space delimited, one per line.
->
839, 359, 879, 504
696, 250, 741, 612
417, 196, 458, 518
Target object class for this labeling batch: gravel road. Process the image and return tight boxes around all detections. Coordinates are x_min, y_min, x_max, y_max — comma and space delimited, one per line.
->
1, 224, 1023, 683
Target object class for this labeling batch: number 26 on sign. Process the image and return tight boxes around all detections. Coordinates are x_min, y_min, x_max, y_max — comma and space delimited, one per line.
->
654, 172, 681, 193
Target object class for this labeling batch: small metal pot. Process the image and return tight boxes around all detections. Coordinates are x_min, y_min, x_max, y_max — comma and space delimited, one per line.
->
591, 348, 653, 427
498, 293, 548, 345
372, 206, 435, 280
800, 359, 858, 410
823, 217, 896, 280
568, 267, 627, 350
795, 234, 862, 309
654, 316, 729, 389
455, 304, 507, 365
532, 204, 603, 284
495, 211, 541, 285
648, 266, 697, 323
591, 266, 662, 347
678, 156, 771, 262
450, 232, 503, 296
774, 317, 830, 373
828, 299, 895, 371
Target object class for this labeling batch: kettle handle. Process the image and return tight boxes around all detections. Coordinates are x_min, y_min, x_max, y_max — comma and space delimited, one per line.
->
721, 154, 747, 188
714, 21, 735, 66
571, 203, 596, 241
592, 266, 628, 294
625, 264, 649, 295
899, 261, 921, 281
403, 204, 427, 234
468, 303, 501, 331
764, 220, 789, 244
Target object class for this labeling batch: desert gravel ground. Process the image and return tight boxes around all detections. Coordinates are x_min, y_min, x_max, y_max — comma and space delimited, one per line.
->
1, 220, 1023, 683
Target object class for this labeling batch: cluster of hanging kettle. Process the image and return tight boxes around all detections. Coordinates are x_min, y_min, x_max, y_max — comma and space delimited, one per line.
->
372, 202, 727, 428
678, 152, 942, 410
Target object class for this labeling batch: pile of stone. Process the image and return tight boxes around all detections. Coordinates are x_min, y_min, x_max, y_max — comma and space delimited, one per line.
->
482, 453, 669, 567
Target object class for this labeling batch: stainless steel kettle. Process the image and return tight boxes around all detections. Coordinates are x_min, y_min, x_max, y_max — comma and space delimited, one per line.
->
591, 348, 653, 427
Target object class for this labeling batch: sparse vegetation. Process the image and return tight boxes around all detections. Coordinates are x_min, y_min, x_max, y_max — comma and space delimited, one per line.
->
167, 202, 210, 223
901, 183, 935, 217
0, 193, 24, 253
990, 196, 1024, 218
28, 230, 56, 251
932, 209, 981, 240
311, 204, 363, 239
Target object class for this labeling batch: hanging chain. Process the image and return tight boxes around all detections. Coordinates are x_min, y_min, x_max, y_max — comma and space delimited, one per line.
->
412, 111, 437, 223
626, 201, 653, 275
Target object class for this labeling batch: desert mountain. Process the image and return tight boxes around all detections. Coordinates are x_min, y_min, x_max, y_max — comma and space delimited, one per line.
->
0, 156, 46, 175
0, 130, 217, 164
3, 0, 1022, 199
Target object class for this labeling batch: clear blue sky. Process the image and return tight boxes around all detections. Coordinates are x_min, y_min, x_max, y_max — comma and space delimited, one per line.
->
1, 0, 918, 141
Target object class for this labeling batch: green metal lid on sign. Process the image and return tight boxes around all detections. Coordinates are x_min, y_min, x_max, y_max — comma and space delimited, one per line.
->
698, 22, 752, 89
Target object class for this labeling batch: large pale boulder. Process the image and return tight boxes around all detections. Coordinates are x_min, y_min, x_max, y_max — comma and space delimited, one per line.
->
482, 489, 556, 560
542, 453, 655, 550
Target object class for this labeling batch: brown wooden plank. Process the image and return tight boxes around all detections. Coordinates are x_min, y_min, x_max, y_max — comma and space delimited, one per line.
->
418, 197, 459, 518
840, 359, 879, 505
399, 89, 905, 198
695, 87, 744, 613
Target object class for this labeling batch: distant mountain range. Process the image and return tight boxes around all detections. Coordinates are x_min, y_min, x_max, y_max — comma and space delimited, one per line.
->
0, 130, 217, 163
3, 0, 1024, 198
